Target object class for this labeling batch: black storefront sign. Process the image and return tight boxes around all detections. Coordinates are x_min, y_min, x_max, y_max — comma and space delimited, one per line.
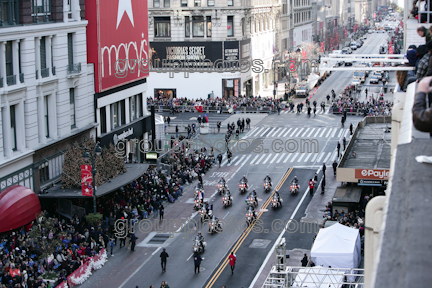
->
358, 179, 385, 186
98, 115, 152, 149
149, 42, 223, 68
224, 41, 239, 61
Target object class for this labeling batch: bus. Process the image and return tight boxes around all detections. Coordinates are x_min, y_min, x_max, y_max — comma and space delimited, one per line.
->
353, 71, 366, 83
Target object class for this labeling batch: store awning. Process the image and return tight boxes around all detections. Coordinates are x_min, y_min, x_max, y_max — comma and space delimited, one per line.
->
0, 185, 41, 233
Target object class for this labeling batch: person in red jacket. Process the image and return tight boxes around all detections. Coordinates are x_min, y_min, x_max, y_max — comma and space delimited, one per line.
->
309, 179, 315, 194
228, 252, 236, 274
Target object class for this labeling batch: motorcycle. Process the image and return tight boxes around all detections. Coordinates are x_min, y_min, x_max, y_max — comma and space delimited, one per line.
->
208, 218, 222, 234
290, 182, 299, 194
199, 206, 211, 223
218, 183, 226, 195
246, 211, 256, 226
192, 237, 206, 254
271, 195, 283, 208
194, 199, 203, 210
239, 180, 248, 194
222, 195, 232, 207
264, 180, 272, 193
246, 196, 258, 208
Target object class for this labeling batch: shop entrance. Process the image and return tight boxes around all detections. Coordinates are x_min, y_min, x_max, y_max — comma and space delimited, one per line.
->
222, 78, 239, 99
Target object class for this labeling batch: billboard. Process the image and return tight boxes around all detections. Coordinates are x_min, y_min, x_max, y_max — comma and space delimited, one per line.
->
224, 41, 239, 61
81, 165, 93, 197
86, 0, 149, 93
149, 42, 223, 66
240, 39, 251, 60
354, 169, 390, 180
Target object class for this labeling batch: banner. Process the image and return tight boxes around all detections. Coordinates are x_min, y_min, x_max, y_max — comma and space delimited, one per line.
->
56, 281, 69, 288
320, 42, 325, 53
355, 169, 389, 180
81, 165, 93, 197
67, 261, 92, 287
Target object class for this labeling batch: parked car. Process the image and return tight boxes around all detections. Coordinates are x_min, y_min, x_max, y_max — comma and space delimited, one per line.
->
368, 30, 374, 33
350, 43, 357, 50
370, 76, 380, 84
342, 47, 352, 54
363, 35, 367, 39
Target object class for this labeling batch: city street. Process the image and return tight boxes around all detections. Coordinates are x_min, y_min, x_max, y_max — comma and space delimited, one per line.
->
80, 28, 394, 288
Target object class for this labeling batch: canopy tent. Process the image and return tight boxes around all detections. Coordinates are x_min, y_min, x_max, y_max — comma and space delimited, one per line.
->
0, 185, 41, 233
310, 223, 361, 269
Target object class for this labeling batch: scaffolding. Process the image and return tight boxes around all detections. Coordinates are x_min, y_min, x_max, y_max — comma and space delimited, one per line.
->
263, 266, 365, 288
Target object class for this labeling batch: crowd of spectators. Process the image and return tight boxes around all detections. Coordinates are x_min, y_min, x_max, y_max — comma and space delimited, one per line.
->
147, 96, 281, 112
330, 87, 393, 116
0, 143, 212, 288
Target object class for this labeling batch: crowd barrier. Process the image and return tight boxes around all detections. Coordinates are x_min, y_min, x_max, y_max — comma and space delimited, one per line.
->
151, 104, 278, 114
55, 248, 107, 288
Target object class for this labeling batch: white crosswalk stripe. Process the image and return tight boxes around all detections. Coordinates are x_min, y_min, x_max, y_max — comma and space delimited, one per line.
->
294, 128, 304, 137
316, 152, 325, 162
259, 127, 271, 137
253, 154, 266, 164
261, 154, 273, 164
227, 156, 239, 166
290, 153, 300, 162
235, 154, 249, 166
283, 153, 293, 163
232, 155, 246, 166
297, 153, 306, 162
266, 127, 277, 137
245, 128, 258, 138
304, 152, 313, 162
300, 128, 310, 138
324, 152, 332, 163
279, 128, 288, 136
311, 152, 319, 162
249, 154, 260, 165
330, 128, 337, 138
337, 129, 344, 138
290, 128, 299, 137
283, 128, 292, 137
306, 128, 316, 138
269, 154, 280, 164
318, 128, 327, 138
344, 129, 350, 138
268, 127, 281, 137
276, 153, 286, 163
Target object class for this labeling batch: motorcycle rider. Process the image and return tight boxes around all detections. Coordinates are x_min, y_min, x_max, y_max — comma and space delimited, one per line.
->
220, 177, 226, 185
275, 190, 281, 201
197, 232, 205, 248
240, 175, 248, 189
247, 206, 257, 219
293, 176, 299, 185
264, 174, 272, 184
224, 189, 232, 202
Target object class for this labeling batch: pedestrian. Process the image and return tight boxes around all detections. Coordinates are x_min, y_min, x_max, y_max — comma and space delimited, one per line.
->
365, 88, 368, 97
160, 281, 170, 288
321, 177, 326, 194
194, 252, 203, 274
301, 254, 308, 267
337, 142, 341, 157
217, 121, 221, 133
228, 252, 236, 274
343, 137, 346, 150
119, 234, 126, 248
160, 248, 169, 272
217, 153, 223, 168
322, 163, 326, 176
349, 123, 353, 135
167, 116, 171, 126
159, 204, 164, 220
130, 233, 137, 252
175, 125, 179, 138
332, 160, 337, 177
109, 238, 115, 256
309, 179, 314, 195
198, 173, 203, 186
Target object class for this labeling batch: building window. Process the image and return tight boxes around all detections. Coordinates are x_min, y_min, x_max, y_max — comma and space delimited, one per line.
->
111, 102, 118, 129
208, 0, 214, 6
164, 0, 170, 7
227, 16, 234, 37
242, 18, 245, 36
70, 88, 76, 129
207, 16, 212, 37
192, 16, 204, 37
228, 0, 233, 6
1, 0, 19, 25
154, 17, 171, 37
308, 11, 311, 20
185, 16, 190, 37
120, 99, 126, 125
153, 0, 160, 7
130, 95, 136, 121
67, 33, 74, 66
32, 0, 51, 14
40, 36, 46, 69
10, 105, 17, 151
39, 162, 49, 184
44, 96, 49, 138
181, 0, 187, 6
5, 41, 13, 77
194, 0, 200, 6
100, 106, 106, 133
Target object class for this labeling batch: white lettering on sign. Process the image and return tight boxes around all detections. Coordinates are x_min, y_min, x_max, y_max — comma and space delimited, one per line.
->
360, 169, 389, 179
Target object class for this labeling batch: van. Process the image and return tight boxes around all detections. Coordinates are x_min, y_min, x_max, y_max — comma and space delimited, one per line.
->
350, 43, 357, 50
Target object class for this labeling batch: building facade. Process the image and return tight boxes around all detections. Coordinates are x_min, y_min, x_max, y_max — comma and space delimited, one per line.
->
147, 0, 281, 99
0, 0, 97, 194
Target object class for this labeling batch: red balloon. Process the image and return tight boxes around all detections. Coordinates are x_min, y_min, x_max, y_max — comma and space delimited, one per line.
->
0, 185, 41, 233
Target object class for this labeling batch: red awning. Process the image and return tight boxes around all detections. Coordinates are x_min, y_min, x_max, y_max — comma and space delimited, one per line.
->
0, 185, 41, 233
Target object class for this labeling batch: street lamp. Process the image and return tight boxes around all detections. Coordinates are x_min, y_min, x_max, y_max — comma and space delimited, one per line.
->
83, 143, 102, 214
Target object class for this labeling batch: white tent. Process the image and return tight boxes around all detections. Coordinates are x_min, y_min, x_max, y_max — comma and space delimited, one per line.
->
310, 223, 361, 269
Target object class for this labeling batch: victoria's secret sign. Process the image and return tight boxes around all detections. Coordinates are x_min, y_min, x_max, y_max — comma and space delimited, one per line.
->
86, 0, 149, 92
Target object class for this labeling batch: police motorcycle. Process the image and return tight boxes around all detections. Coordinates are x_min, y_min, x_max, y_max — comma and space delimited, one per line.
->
246, 206, 257, 227
208, 216, 222, 234
192, 233, 206, 253
239, 176, 248, 194
222, 189, 233, 208
199, 205, 212, 223
218, 178, 227, 196
263, 176, 272, 193
245, 190, 259, 208
271, 191, 283, 208
290, 177, 300, 194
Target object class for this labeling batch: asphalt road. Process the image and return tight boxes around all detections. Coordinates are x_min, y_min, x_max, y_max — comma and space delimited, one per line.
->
81, 30, 393, 288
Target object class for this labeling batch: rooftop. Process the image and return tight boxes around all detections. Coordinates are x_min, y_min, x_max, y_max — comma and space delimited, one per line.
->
341, 122, 391, 169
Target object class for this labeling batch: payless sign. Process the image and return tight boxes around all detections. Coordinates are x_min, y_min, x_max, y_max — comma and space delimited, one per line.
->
355, 169, 390, 180
85, 0, 149, 93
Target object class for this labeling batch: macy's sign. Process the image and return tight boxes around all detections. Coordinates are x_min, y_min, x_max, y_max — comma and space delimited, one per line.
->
355, 169, 389, 180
